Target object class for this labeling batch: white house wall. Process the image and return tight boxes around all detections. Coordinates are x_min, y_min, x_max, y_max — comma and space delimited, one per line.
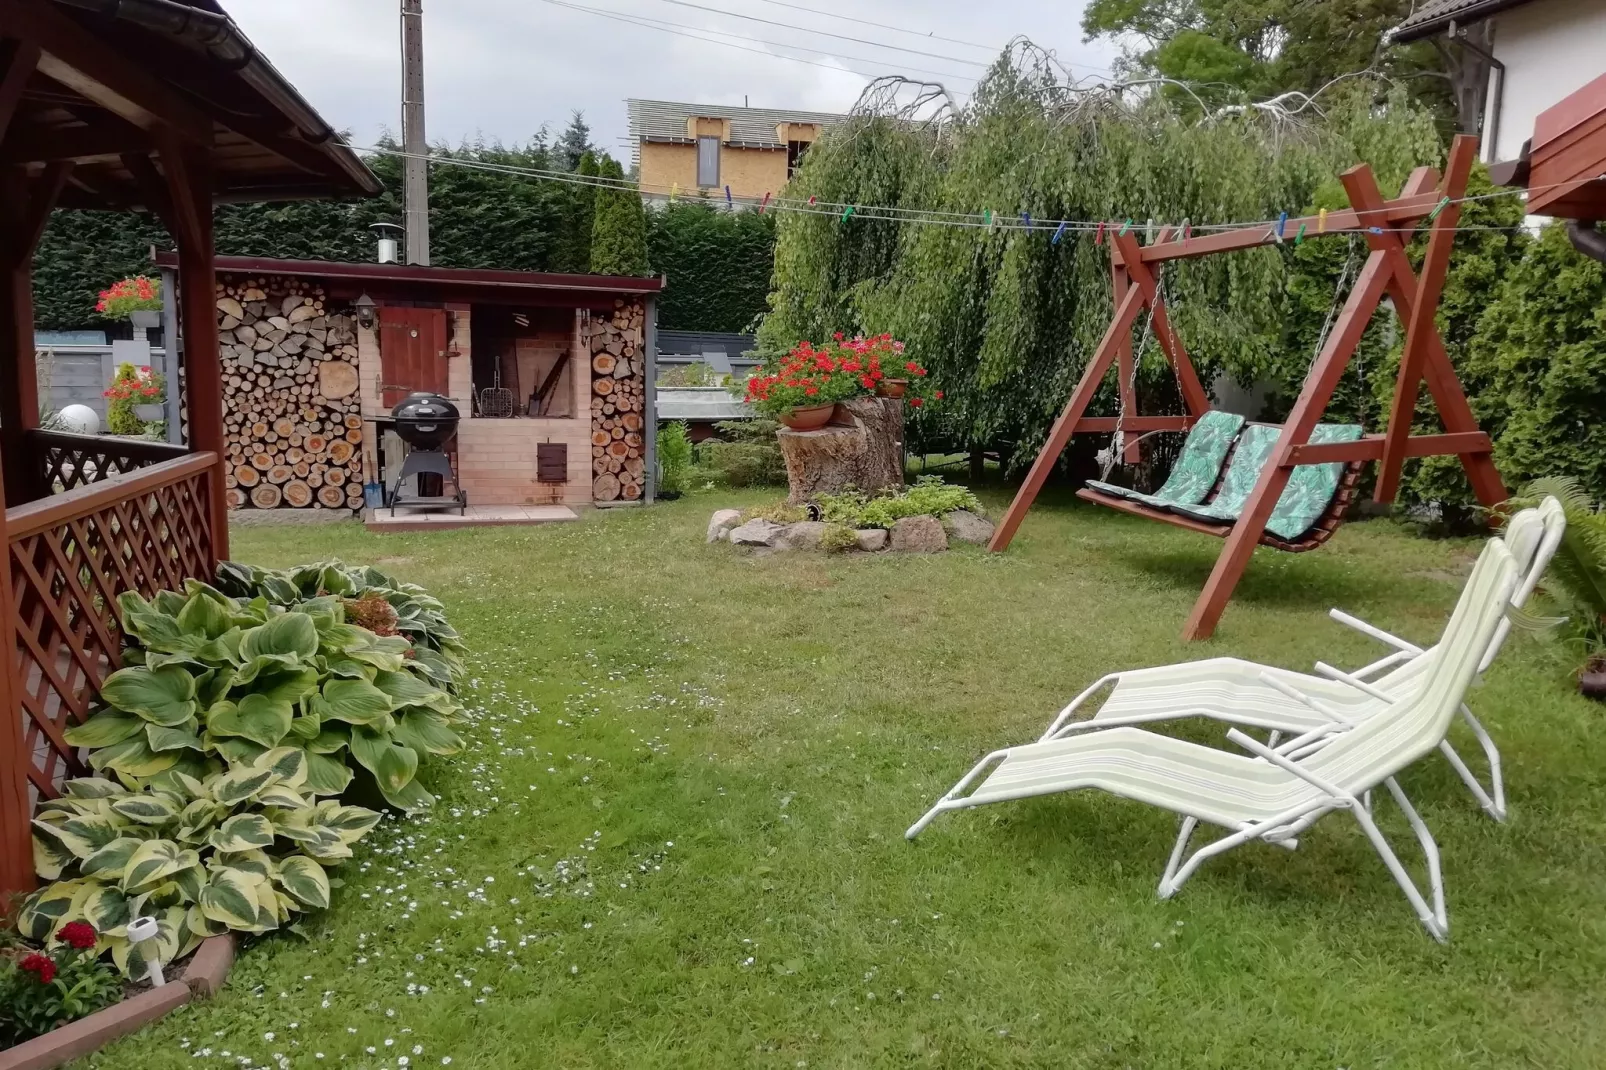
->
1487, 0, 1606, 164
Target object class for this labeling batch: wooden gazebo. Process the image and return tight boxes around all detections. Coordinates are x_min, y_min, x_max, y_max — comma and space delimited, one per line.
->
0, 0, 380, 893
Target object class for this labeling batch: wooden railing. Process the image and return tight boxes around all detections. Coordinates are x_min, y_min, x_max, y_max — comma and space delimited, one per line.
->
32, 429, 191, 494
7, 451, 218, 800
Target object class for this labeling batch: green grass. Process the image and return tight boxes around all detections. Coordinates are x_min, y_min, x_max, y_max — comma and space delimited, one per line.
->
93, 488, 1606, 1068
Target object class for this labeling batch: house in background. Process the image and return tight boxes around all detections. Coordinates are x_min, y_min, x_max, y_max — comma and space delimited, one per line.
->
1390, 0, 1606, 169
628, 100, 846, 203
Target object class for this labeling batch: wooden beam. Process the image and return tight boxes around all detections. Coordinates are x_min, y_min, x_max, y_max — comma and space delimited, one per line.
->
1285, 431, 1492, 466
1075, 415, 1195, 433
1374, 135, 1477, 503
988, 284, 1147, 552
0, 36, 40, 143
1111, 256, 1138, 461
163, 142, 227, 563
0, 442, 30, 893
1113, 230, 1211, 417
1181, 237, 1395, 641
0, 116, 149, 163
0, 0, 211, 143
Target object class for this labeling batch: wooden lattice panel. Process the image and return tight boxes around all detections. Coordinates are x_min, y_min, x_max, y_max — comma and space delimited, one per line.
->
8, 454, 216, 800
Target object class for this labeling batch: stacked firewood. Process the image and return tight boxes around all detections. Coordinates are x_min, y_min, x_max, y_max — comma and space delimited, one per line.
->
216, 275, 366, 512
588, 298, 647, 502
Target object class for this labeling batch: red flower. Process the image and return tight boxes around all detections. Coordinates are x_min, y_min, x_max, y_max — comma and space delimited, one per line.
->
804, 386, 818, 396
910, 397, 923, 407
20, 953, 55, 984
934, 391, 944, 400
59, 921, 97, 949
860, 376, 875, 389
905, 362, 919, 373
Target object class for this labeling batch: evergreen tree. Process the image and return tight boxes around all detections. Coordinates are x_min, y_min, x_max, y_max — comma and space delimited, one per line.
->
557, 152, 599, 274
646, 201, 775, 331
589, 157, 649, 276
555, 110, 594, 172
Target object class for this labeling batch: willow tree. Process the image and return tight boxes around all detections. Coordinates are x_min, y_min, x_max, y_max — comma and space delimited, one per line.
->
759, 45, 1443, 467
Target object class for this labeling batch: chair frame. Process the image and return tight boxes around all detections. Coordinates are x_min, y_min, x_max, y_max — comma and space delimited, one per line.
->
986, 134, 1508, 640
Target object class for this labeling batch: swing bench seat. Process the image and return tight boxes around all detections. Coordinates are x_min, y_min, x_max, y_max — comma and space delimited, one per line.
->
1078, 419, 1367, 553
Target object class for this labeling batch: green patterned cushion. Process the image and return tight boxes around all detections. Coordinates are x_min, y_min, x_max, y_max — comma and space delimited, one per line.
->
1265, 423, 1363, 539
1085, 410, 1244, 507
1169, 423, 1363, 535
1168, 424, 1282, 523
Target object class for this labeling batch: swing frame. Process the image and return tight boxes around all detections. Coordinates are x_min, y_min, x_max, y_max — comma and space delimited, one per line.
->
988, 135, 1506, 641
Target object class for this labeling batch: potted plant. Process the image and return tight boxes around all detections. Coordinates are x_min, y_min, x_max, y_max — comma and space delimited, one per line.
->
103, 364, 164, 433
1505, 477, 1606, 699
739, 334, 882, 430
95, 275, 162, 330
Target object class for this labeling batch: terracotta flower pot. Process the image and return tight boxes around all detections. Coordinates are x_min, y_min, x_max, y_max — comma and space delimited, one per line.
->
779, 403, 836, 431
876, 378, 908, 399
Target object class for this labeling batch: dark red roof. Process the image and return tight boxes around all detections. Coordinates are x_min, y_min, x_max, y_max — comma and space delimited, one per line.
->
152, 253, 665, 297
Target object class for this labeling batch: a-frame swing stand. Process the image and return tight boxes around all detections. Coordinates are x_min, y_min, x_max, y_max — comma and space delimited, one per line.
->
988, 135, 1506, 641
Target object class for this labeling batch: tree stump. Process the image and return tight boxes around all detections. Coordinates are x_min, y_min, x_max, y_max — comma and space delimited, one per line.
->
776, 397, 904, 504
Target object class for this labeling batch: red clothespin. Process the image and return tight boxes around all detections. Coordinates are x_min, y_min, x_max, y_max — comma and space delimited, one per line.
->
760, 192, 771, 214
1094, 221, 1106, 246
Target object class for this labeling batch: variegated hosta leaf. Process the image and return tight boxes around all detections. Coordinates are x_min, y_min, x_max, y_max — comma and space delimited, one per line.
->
18, 881, 87, 942
208, 813, 275, 853
145, 722, 206, 754
64, 709, 145, 749
175, 799, 228, 844
212, 735, 268, 767
209, 692, 295, 749
315, 802, 383, 844
100, 664, 198, 727
185, 903, 226, 940
210, 765, 279, 806
372, 669, 450, 712
109, 906, 186, 980
81, 885, 131, 932
391, 709, 465, 756
306, 727, 350, 755
286, 714, 322, 743
378, 776, 435, 813
276, 855, 331, 910
211, 849, 275, 881
317, 677, 394, 726
37, 813, 122, 858
255, 746, 310, 787
239, 613, 320, 661
299, 828, 355, 863
88, 735, 182, 778
32, 830, 75, 881
110, 791, 184, 826
64, 777, 126, 800
80, 836, 146, 879
121, 839, 197, 892
303, 752, 354, 796
177, 590, 232, 640
200, 869, 269, 931
257, 782, 310, 809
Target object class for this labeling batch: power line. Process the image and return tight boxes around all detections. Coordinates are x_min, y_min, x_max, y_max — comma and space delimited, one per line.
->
535, 0, 977, 83
644, 0, 992, 67
745, 0, 999, 51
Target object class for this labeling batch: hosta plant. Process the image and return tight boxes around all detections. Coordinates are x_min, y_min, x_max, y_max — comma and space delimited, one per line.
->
22, 756, 380, 978
215, 561, 465, 691
65, 580, 464, 812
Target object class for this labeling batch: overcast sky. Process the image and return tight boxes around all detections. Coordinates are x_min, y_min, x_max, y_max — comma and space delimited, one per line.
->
227, 0, 1124, 158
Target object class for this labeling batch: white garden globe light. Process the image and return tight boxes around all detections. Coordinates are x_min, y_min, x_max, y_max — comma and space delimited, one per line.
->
58, 404, 100, 434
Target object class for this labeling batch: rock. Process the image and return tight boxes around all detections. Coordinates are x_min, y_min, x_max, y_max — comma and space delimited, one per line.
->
944, 509, 995, 546
890, 514, 948, 553
707, 509, 742, 543
774, 521, 828, 550
728, 518, 782, 546
855, 528, 888, 552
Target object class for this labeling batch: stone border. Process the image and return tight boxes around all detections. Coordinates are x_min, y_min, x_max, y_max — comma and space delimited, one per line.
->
708, 509, 995, 553
0, 935, 236, 1070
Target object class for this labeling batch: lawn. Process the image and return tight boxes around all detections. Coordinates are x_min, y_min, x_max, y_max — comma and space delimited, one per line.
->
93, 488, 1606, 1068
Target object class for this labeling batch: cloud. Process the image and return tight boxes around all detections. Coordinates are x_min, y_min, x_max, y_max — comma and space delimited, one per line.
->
227, 0, 1121, 155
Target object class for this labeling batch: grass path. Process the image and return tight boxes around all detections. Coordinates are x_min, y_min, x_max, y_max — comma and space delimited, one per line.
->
94, 490, 1606, 1068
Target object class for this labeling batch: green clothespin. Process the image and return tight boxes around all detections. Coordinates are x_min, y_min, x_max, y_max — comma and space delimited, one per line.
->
984, 208, 993, 229
1294, 223, 1307, 245
1118, 218, 1133, 236
841, 205, 856, 223
1428, 195, 1451, 221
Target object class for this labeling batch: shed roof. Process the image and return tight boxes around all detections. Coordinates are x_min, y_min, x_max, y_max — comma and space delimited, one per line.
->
627, 99, 847, 148
6, 0, 379, 208
1388, 0, 1533, 42
152, 253, 666, 304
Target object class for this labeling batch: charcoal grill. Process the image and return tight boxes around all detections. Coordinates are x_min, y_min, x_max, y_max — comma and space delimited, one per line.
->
387, 392, 468, 515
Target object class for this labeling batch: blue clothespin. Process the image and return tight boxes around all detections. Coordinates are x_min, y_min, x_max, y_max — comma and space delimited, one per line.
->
1051, 221, 1067, 245
724, 185, 733, 209
1274, 211, 1288, 243
1021, 211, 1032, 229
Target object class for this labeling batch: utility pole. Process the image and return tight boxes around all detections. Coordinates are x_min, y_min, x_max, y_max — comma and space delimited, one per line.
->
401, 0, 430, 265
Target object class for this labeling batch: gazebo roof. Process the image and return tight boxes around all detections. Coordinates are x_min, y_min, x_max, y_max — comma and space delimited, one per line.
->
2, 0, 380, 207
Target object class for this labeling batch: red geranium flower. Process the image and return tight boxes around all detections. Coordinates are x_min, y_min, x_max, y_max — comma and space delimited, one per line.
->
59, 921, 97, 949
860, 376, 875, 389
934, 391, 944, 400
910, 397, 923, 407
20, 953, 55, 984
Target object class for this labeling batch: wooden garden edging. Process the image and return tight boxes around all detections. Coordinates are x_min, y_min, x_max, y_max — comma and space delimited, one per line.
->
0, 935, 236, 1070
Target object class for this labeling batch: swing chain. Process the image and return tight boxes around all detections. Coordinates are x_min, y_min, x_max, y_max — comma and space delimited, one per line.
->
1102, 263, 1165, 481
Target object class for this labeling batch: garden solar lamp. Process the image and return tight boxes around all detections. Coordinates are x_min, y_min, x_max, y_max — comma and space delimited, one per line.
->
126, 915, 166, 986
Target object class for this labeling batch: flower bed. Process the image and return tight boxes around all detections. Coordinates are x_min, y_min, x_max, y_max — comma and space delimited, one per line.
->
708, 478, 995, 553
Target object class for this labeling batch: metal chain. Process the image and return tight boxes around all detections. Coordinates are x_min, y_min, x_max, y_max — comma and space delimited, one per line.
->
1102, 265, 1164, 480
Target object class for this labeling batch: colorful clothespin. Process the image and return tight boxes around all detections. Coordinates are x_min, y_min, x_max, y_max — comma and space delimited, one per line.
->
1294, 223, 1307, 245
1367, 225, 1384, 234
724, 185, 733, 209
759, 192, 771, 214
1118, 218, 1133, 236
1051, 221, 1067, 245
1094, 221, 1106, 245
808, 195, 818, 205
1317, 207, 1327, 234
1021, 211, 1032, 229
670, 182, 680, 203
1274, 211, 1288, 243
1180, 218, 1192, 242
1145, 217, 1155, 243
841, 205, 856, 223
1427, 195, 1450, 221
983, 208, 994, 230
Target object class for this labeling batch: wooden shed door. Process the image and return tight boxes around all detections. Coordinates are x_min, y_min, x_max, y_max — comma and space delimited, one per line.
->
377, 307, 449, 407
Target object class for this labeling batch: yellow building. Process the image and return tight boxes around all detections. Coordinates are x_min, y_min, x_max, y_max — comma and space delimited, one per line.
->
628, 99, 846, 204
